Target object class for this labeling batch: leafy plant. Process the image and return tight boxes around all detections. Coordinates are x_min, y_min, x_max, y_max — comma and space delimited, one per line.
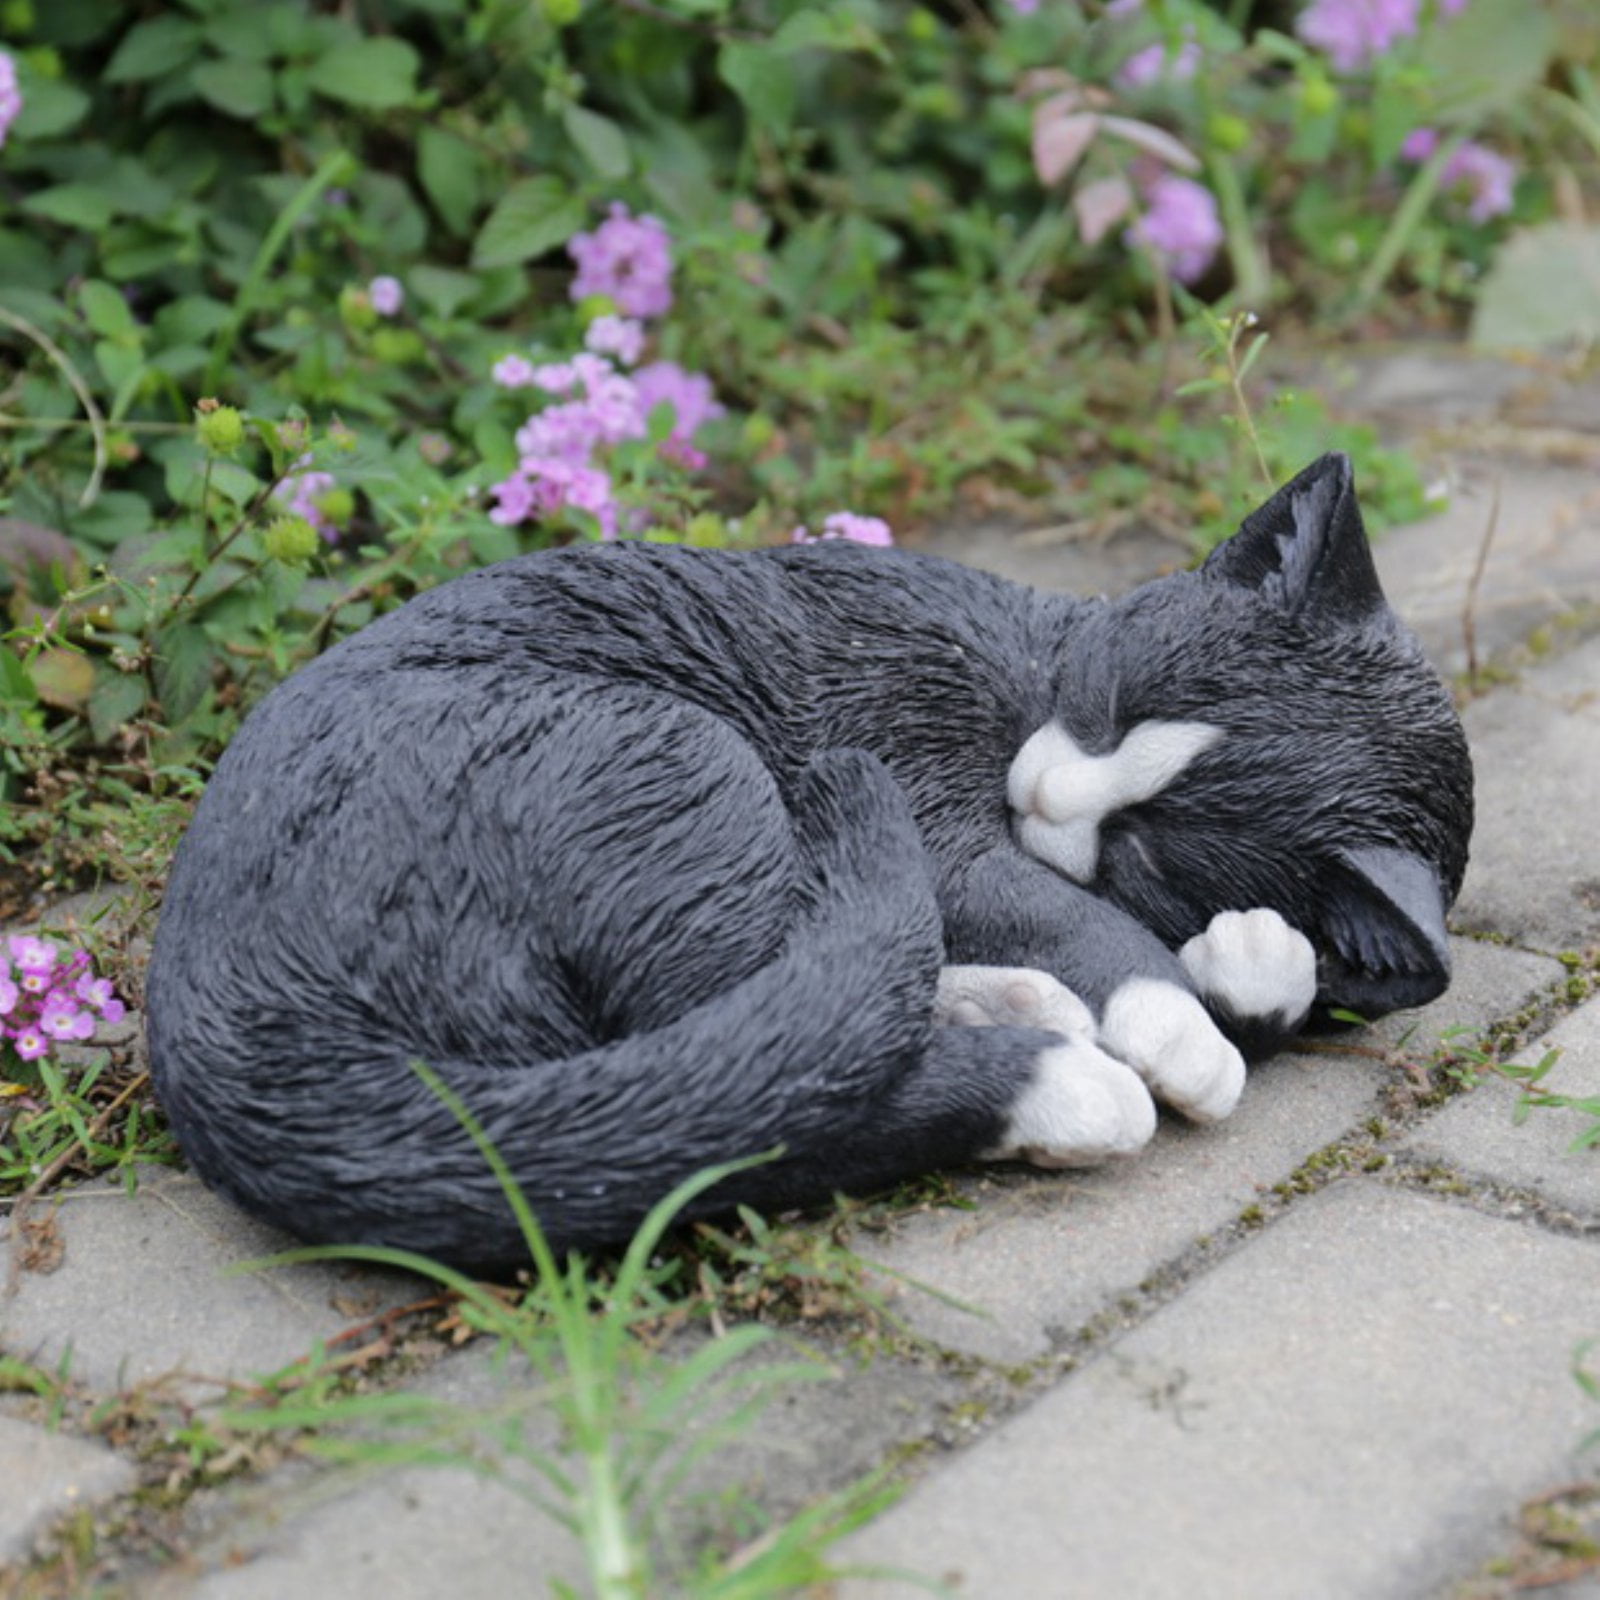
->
219, 1067, 931, 1596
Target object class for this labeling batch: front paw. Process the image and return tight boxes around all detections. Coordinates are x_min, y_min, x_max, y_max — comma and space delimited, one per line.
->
935, 965, 1097, 1043
983, 1038, 1157, 1168
1179, 908, 1317, 1033
1099, 978, 1245, 1124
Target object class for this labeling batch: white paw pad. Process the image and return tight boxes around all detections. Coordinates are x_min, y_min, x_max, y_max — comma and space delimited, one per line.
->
984, 1039, 1158, 1168
935, 965, 1097, 1042
1180, 908, 1318, 1030
1099, 978, 1246, 1124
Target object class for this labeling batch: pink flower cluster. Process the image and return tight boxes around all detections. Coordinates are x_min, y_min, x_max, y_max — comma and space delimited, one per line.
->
1, 938, 125, 1068
1296, 0, 1468, 74
271, 455, 344, 542
0, 53, 20, 150
568, 203, 675, 319
489, 207, 725, 539
1117, 24, 1202, 90
1127, 172, 1224, 284
1402, 127, 1516, 221
792, 513, 895, 547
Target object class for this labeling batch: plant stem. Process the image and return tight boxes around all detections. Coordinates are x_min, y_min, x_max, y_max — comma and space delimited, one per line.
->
1348, 132, 1467, 318
203, 149, 359, 394
0, 304, 109, 508
1207, 151, 1270, 307
1226, 320, 1272, 488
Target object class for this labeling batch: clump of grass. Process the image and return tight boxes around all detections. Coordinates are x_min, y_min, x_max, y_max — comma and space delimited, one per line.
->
215, 1064, 938, 1597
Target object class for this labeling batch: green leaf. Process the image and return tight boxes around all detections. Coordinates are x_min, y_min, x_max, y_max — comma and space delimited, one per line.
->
79, 280, 138, 340
105, 15, 203, 81
719, 41, 796, 134
561, 104, 632, 181
471, 177, 585, 269
94, 340, 144, 393
192, 57, 275, 119
9, 79, 92, 139
88, 668, 149, 745
203, 3, 297, 61
22, 184, 116, 231
306, 37, 419, 109
1419, 0, 1557, 117
153, 622, 217, 725
30, 649, 95, 713
0, 650, 38, 708
1472, 223, 1600, 351
417, 126, 482, 237
71, 491, 153, 552
407, 264, 481, 319
154, 295, 234, 347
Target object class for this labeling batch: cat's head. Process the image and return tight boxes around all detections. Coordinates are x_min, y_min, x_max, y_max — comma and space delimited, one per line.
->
1018, 452, 1473, 1022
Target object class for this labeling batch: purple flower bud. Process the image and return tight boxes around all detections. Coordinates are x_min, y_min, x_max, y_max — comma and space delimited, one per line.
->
368, 276, 404, 317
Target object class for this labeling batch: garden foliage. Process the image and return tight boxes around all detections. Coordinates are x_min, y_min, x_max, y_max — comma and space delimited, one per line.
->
0, 0, 1592, 860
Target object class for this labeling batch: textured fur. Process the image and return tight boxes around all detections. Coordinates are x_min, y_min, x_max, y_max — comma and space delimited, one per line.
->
146, 454, 1473, 1269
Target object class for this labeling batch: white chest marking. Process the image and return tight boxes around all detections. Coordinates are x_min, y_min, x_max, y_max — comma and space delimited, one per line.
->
1007, 718, 1223, 882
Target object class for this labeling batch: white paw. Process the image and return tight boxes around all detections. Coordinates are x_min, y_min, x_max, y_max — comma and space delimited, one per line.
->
1099, 978, 1246, 1124
1180, 908, 1317, 1030
983, 1039, 1158, 1168
1007, 719, 1222, 883
935, 965, 1097, 1040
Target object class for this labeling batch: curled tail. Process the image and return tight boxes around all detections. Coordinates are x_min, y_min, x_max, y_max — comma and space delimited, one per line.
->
150, 750, 1042, 1271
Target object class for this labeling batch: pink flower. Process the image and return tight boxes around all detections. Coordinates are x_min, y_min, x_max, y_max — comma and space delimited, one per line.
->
1295, 0, 1421, 72
0, 52, 21, 150
491, 460, 619, 538
793, 512, 895, 547
74, 972, 125, 1022
492, 355, 537, 389
1117, 35, 1201, 89
532, 361, 582, 394
568, 203, 675, 321
632, 362, 724, 452
1443, 142, 1516, 221
0, 977, 16, 1016
13, 1028, 47, 1062
1401, 127, 1439, 162
1402, 128, 1517, 221
9, 935, 58, 976
368, 276, 404, 317
39, 994, 93, 1042
1125, 173, 1224, 283
585, 315, 646, 366
271, 458, 345, 542
489, 473, 538, 527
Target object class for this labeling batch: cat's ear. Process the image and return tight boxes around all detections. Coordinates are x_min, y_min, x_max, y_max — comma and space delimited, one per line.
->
1318, 845, 1452, 1015
1202, 452, 1387, 627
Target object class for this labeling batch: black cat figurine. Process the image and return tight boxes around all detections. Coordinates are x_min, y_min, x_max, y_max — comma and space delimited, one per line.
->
145, 453, 1472, 1270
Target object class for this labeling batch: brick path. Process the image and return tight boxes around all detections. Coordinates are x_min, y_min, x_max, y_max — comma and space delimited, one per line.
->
2, 347, 1598, 1599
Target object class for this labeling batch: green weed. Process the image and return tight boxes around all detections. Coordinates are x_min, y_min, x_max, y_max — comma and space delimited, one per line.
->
210, 1066, 939, 1597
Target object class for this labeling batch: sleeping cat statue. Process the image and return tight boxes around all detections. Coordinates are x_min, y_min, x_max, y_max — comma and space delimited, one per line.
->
145, 453, 1473, 1271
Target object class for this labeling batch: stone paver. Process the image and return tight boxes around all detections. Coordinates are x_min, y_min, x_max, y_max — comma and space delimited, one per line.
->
141, 1330, 957, 1598
1453, 632, 1600, 954
841, 1183, 1600, 1599
1406, 995, 1600, 1218
0, 1415, 136, 1564
0, 1170, 410, 1394
1364, 459, 1600, 679
858, 939, 1560, 1364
